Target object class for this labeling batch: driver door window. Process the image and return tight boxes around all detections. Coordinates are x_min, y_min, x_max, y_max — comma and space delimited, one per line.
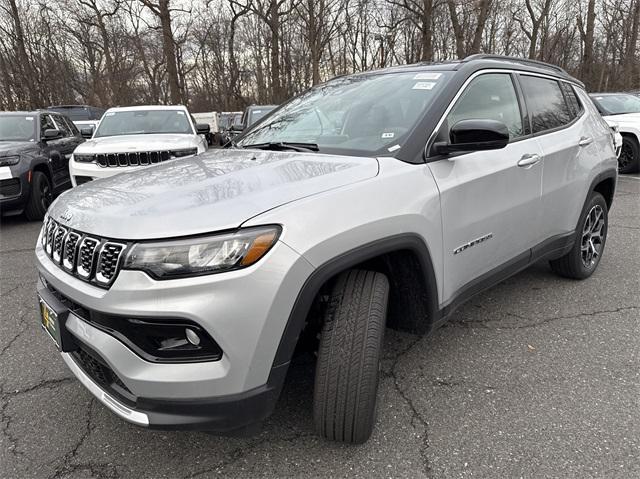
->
446, 73, 524, 141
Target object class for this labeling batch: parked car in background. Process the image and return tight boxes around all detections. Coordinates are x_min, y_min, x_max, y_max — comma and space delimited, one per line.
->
589, 93, 640, 173
605, 119, 623, 158
192, 111, 218, 146
215, 111, 242, 146
0, 110, 84, 220
36, 55, 617, 443
47, 105, 106, 131
219, 105, 277, 146
68, 105, 209, 186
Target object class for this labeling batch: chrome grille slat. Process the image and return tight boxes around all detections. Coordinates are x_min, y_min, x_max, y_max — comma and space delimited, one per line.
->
77, 237, 100, 278
62, 232, 81, 271
95, 242, 126, 284
52, 226, 68, 263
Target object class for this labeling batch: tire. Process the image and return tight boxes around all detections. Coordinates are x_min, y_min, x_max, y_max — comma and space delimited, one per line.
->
25, 171, 53, 221
618, 135, 640, 174
313, 269, 389, 444
549, 192, 608, 279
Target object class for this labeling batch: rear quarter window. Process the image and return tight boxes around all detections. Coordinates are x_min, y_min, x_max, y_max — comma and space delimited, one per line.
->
519, 75, 572, 134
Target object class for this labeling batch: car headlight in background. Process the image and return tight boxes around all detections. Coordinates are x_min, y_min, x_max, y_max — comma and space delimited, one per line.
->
0, 155, 20, 167
73, 154, 95, 163
123, 225, 281, 279
171, 148, 198, 158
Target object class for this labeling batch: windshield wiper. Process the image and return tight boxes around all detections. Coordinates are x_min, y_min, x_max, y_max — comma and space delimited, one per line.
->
241, 141, 319, 152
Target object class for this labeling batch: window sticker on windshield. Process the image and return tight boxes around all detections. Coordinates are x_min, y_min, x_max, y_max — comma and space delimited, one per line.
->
387, 144, 401, 152
177, 111, 185, 115
595, 97, 603, 100
25, 117, 33, 121
382, 132, 395, 139
105, 112, 115, 116
413, 73, 441, 80
412, 82, 436, 90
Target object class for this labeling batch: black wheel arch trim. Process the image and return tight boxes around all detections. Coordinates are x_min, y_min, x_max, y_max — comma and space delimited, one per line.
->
267, 234, 440, 379
587, 168, 617, 210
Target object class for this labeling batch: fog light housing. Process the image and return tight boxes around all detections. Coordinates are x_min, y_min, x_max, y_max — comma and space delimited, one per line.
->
88, 313, 223, 363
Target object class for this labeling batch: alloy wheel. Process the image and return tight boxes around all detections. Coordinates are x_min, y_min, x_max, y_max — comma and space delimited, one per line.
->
581, 204, 605, 268
40, 180, 52, 211
618, 143, 633, 170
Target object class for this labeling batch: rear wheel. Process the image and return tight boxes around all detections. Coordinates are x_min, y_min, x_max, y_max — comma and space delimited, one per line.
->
25, 171, 52, 221
618, 136, 640, 174
549, 192, 608, 279
313, 270, 389, 444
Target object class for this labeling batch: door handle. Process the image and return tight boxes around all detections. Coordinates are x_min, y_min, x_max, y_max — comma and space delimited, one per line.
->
517, 153, 541, 168
578, 137, 593, 147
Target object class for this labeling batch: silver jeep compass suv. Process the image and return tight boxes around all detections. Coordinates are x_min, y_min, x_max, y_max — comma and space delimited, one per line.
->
35, 55, 618, 444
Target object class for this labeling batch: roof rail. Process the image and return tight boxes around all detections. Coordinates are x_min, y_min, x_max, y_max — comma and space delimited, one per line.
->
462, 54, 569, 76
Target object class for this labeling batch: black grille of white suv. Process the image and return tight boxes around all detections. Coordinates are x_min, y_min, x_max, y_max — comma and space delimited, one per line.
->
41, 218, 126, 287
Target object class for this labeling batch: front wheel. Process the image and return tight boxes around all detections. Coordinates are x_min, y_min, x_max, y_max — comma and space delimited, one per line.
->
549, 192, 608, 279
25, 171, 52, 221
618, 136, 640, 174
313, 270, 389, 444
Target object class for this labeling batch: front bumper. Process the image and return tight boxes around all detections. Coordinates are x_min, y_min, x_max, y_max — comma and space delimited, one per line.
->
36, 237, 314, 430
0, 168, 30, 215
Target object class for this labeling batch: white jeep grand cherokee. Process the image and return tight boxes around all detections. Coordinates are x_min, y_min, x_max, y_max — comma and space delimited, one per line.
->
69, 105, 209, 186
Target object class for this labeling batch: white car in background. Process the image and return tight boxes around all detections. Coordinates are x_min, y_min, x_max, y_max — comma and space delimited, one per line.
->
69, 105, 209, 186
590, 93, 640, 173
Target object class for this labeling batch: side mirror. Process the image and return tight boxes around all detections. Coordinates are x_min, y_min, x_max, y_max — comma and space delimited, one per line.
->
230, 122, 244, 132
43, 129, 62, 140
196, 123, 210, 134
434, 119, 509, 155
80, 127, 94, 139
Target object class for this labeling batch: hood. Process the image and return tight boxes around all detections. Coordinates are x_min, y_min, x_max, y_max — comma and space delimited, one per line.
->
74, 133, 197, 154
0, 141, 35, 156
603, 113, 640, 126
49, 148, 379, 239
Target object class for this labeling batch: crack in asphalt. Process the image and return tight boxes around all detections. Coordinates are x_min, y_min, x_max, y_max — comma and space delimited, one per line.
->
0, 396, 24, 458
0, 310, 29, 357
47, 398, 122, 479
448, 306, 639, 330
185, 429, 316, 478
384, 335, 433, 478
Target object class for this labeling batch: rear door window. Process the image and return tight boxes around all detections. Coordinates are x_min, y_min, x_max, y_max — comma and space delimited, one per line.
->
519, 75, 572, 133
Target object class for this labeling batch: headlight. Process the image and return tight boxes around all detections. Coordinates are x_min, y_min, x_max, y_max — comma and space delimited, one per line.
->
73, 154, 95, 163
0, 155, 20, 167
171, 148, 198, 158
123, 226, 281, 279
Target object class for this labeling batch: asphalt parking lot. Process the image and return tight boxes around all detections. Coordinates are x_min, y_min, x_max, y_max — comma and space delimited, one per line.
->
1, 175, 639, 479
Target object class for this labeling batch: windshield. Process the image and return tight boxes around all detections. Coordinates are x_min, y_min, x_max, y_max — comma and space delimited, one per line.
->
592, 94, 640, 115
95, 110, 193, 137
236, 71, 452, 156
0, 115, 36, 141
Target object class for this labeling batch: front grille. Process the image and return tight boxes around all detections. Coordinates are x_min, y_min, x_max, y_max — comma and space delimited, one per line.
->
92, 151, 172, 168
0, 178, 20, 198
41, 218, 127, 288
